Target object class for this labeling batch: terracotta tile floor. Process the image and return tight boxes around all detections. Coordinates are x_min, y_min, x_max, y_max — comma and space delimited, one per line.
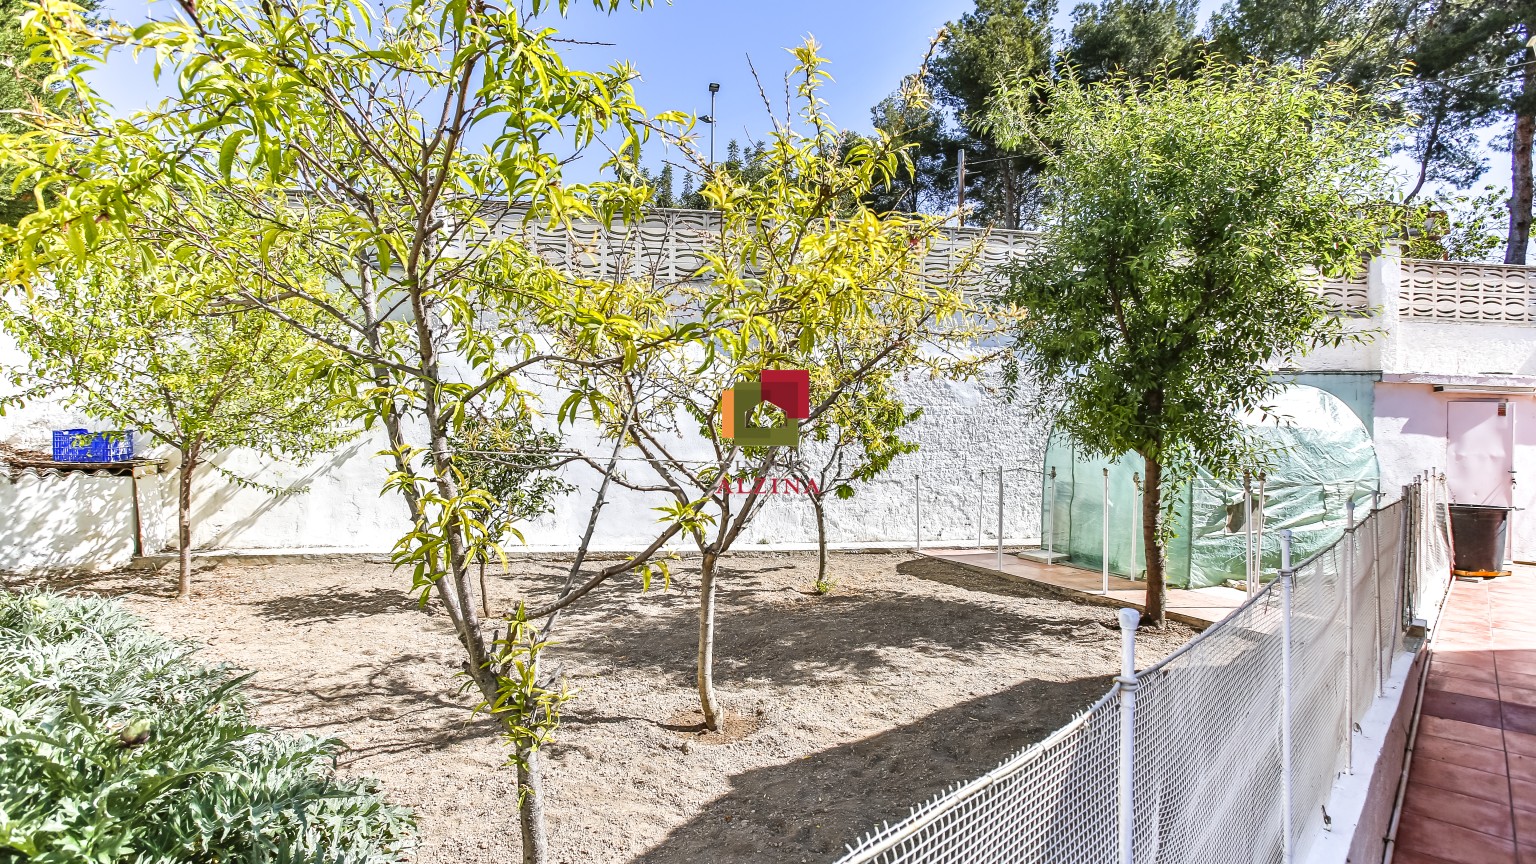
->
1394, 565, 1536, 864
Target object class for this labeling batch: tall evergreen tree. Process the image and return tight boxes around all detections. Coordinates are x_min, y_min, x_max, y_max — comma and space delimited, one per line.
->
1063, 0, 1202, 82
873, 0, 1056, 228
1406, 0, 1535, 263
1207, 0, 1412, 87
1209, 0, 1534, 262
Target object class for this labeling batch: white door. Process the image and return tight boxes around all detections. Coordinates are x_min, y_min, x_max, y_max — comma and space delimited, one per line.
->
1447, 401, 1513, 507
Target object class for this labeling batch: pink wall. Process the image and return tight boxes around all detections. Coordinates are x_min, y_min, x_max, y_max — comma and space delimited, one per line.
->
1373, 383, 1536, 562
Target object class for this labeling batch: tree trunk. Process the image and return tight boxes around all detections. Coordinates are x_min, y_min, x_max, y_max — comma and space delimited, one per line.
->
1507, 50, 1535, 265
176, 439, 203, 601
1139, 453, 1167, 628
479, 553, 490, 618
812, 494, 829, 592
516, 743, 548, 864
696, 550, 722, 730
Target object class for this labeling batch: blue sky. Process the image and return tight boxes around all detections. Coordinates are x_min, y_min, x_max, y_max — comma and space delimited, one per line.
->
92, 0, 1507, 203
95, 0, 1212, 141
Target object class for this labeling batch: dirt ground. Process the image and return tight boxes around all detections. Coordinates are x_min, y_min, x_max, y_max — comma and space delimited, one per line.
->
25, 551, 1195, 864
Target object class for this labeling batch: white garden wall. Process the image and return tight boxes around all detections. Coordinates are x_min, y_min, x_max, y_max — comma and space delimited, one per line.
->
0, 362, 1053, 573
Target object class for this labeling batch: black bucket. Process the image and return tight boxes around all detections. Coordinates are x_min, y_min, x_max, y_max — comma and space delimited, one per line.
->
1449, 504, 1511, 577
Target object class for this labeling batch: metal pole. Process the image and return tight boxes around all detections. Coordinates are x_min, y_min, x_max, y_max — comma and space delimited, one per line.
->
1256, 472, 1267, 586
1102, 467, 1111, 595
1394, 485, 1406, 691
996, 467, 1005, 571
1382, 491, 1394, 691
1280, 529, 1296, 864
914, 474, 922, 553
1047, 467, 1057, 564
1116, 607, 1141, 864
707, 83, 719, 167
1244, 471, 1254, 596
977, 471, 985, 549
1131, 473, 1141, 581
1344, 499, 1356, 774
957, 149, 967, 227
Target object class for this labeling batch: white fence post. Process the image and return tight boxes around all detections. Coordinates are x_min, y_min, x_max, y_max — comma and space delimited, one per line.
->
914, 474, 922, 553
1046, 467, 1056, 564
1344, 498, 1356, 774
977, 471, 985, 549
1102, 467, 1111, 595
996, 467, 1005, 570
1244, 471, 1255, 596
1117, 607, 1140, 864
1280, 529, 1295, 864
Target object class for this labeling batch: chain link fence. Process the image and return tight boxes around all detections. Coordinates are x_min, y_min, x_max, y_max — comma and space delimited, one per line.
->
835, 477, 1453, 864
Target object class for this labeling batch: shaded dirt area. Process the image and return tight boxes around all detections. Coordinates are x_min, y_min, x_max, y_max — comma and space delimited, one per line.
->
23, 552, 1195, 864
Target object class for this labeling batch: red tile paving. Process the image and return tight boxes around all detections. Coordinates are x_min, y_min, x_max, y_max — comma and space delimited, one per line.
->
1396, 566, 1536, 864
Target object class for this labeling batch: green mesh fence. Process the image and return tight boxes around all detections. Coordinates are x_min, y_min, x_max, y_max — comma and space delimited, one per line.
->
1040, 385, 1379, 589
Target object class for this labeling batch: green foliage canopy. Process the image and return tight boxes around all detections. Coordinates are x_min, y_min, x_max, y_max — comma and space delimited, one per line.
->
989, 57, 1398, 479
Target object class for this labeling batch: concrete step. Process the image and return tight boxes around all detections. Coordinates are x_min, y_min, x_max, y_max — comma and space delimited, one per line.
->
1015, 549, 1069, 565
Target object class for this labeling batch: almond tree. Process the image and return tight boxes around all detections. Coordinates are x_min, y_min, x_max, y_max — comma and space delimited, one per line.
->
0, 239, 349, 599
0, 0, 688, 858
539, 43, 1004, 730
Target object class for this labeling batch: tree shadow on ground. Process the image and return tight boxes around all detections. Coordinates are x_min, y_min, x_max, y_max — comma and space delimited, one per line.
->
3, 566, 181, 598
243, 649, 497, 766
249, 585, 417, 624
553, 564, 1117, 689
625, 674, 1116, 863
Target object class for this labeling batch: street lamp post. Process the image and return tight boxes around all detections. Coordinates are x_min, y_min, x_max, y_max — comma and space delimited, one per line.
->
702, 82, 720, 168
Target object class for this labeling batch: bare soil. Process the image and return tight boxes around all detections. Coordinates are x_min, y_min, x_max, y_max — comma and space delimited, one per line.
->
26, 552, 1194, 864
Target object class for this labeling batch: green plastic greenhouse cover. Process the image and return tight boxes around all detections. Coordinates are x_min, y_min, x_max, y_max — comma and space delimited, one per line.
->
1041, 384, 1379, 589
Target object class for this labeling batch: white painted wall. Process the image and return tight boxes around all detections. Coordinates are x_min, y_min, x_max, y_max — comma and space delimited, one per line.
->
12, 242, 1535, 574
0, 469, 141, 573
0, 358, 1052, 572
1370, 385, 1536, 562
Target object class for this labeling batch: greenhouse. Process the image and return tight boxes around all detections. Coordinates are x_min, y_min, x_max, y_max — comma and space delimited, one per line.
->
1040, 384, 1380, 589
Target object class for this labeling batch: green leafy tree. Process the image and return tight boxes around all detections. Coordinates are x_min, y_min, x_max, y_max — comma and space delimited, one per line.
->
0, 0, 100, 224
1208, 0, 1412, 87
1210, 0, 1535, 263
1405, 0, 1536, 263
543, 44, 998, 729
0, 0, 688, 858
874, 0, 1056, 227
0, 245, 349, 600
1438, 185, 1513, 261
987, 58, 1398, 625
787, 382, 922, 595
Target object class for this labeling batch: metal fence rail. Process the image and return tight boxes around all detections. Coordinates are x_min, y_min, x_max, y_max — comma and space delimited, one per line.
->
836, 477, 1452, 864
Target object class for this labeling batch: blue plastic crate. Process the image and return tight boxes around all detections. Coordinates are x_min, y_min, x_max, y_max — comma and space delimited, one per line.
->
52, 429, 135, 463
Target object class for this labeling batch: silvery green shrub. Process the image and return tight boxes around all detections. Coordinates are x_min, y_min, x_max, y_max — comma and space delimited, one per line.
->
0, 591, 414, 862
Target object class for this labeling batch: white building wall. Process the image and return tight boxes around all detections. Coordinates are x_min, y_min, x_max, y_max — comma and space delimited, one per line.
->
1298, 251, 1536, 562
